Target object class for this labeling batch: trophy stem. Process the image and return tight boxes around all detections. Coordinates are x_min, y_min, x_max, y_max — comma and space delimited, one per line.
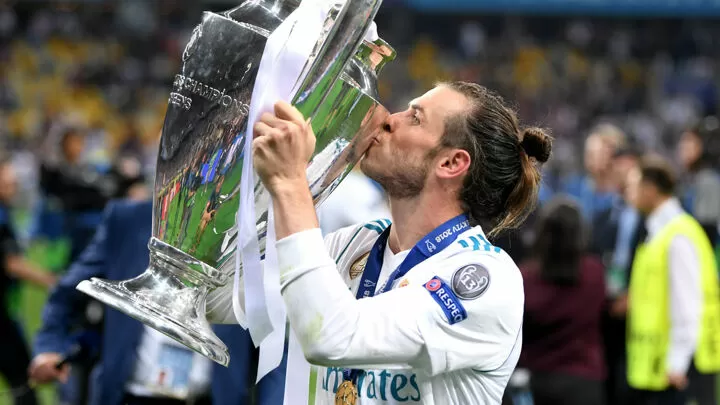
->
76, 238, 230, 366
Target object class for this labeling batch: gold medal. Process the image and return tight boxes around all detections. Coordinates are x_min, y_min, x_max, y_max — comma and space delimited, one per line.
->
349, 251, 370, 280
335, 380, 359, 405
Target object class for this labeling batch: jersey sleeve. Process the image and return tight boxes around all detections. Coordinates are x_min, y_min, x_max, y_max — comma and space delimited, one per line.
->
277, 227, 524, 375
323, 223, 365, 259
323, 219, 390, 261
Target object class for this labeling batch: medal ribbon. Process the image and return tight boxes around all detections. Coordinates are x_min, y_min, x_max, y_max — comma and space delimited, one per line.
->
342, 214, 470, 383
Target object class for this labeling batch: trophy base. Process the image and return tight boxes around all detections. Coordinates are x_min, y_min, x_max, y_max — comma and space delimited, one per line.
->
77, 269, 230, 367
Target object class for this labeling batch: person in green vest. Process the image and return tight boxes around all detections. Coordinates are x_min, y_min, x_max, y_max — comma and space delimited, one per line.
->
625, 155, 720, 405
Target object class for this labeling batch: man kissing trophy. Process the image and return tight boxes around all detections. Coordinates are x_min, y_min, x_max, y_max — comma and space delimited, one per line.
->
76, 0, 394, 381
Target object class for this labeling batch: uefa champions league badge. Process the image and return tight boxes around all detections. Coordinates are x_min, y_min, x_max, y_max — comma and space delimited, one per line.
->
451, 264, 490, 300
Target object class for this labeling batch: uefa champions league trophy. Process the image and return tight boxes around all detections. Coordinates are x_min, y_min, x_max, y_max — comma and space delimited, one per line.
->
76, 0, 394, 366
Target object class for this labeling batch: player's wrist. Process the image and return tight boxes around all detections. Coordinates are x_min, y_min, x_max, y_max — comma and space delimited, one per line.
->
265, 175, 309, 198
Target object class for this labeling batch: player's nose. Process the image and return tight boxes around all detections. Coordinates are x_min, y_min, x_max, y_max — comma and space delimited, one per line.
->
383, 113, 400, 133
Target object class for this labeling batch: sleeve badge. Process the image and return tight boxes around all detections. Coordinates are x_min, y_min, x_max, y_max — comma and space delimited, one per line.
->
451, 264, 490, 300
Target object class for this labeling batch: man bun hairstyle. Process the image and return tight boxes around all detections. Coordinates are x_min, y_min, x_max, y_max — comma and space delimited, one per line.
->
440, 81, 553, 237
520, 127, 552, 163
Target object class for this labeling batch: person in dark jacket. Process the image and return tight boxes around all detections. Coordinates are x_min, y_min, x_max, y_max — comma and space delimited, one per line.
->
519, 196, 607, 405
598, 146, 644, 405
38, 128, 116, 264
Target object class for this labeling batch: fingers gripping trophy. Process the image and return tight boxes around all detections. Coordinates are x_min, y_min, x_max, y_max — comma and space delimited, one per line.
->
76, 0, 394, 367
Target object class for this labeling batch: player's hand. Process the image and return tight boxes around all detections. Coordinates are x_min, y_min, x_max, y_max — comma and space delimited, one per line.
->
667, 373, 688, 390
28, 353, 70, 384
252, 101, 315, 193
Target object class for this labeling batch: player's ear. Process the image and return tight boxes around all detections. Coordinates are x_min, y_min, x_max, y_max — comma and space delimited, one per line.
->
437, 148, 471, 180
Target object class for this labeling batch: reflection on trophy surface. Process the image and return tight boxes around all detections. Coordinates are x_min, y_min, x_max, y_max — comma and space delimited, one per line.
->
76, 0, 395, 366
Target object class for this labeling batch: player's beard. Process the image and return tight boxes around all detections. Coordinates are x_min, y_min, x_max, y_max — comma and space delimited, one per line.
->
361, 149, 433, 200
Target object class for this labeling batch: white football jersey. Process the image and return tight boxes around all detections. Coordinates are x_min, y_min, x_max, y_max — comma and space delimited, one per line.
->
302, 219, 524, 405
206, 219, 524, 405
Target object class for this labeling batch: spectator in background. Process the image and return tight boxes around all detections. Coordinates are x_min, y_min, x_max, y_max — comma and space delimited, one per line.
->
677, 118, 720, 247
0, 157, 56, 405
606, 145, 643, 293
563, 124, 625, 222
601, 145, 643, 405
519, 196, 606, 405
39, 127, 115, 264
625, 156, 720, 405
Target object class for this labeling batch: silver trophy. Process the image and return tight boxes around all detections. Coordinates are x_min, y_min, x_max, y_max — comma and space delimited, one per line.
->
76, 0, 394, 366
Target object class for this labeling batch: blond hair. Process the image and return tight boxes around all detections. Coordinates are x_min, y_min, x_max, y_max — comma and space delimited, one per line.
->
588, 123, 626, 151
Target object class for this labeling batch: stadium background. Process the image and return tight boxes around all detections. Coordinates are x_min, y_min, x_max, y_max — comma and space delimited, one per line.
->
1, 0, 720, 404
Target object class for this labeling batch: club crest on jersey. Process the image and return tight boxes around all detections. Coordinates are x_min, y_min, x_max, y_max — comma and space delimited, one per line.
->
425, 240, 437, 253
350, 252, 370, 280
452, 264, 490, 300
398, 279, 409, 288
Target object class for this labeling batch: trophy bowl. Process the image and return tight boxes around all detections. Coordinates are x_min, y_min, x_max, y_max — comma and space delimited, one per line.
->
76, 0, 395, 366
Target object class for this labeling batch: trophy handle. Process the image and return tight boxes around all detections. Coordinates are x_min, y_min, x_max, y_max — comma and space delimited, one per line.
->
291, 0, 383, 117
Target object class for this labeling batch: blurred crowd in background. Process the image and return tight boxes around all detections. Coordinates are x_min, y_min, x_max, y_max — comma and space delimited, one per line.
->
1, 1, 720, 405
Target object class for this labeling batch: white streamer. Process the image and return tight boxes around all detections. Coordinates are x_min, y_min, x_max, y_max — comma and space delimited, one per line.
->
234, 0, 381, 401
235, 0, 327, 387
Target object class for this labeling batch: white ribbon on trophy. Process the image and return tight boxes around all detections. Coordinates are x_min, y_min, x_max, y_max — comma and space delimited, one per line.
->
235, 0, 379, 401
